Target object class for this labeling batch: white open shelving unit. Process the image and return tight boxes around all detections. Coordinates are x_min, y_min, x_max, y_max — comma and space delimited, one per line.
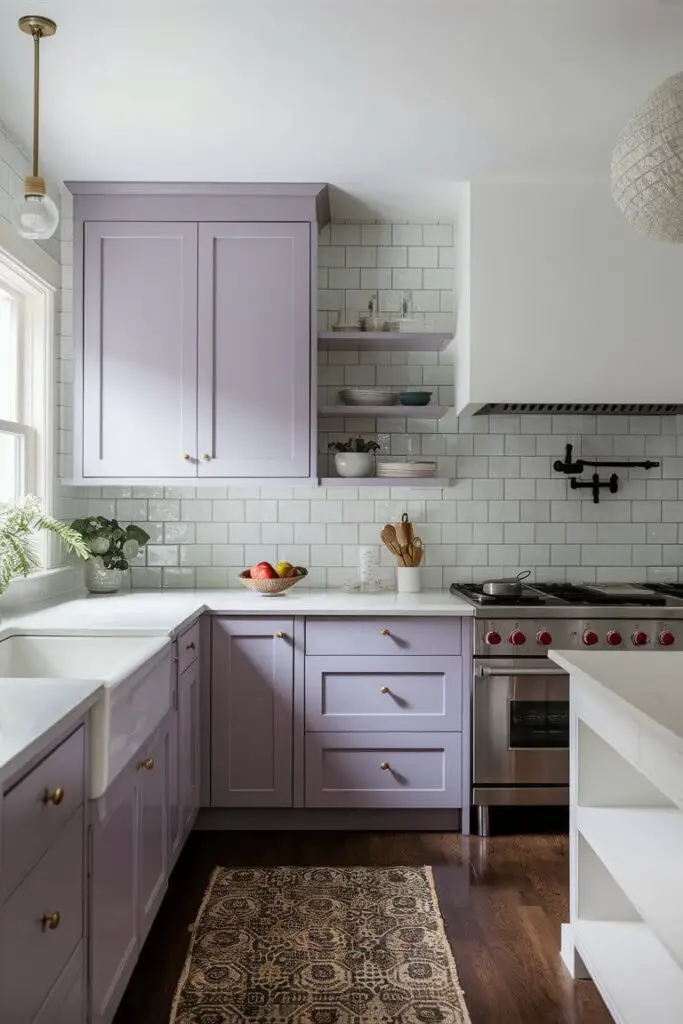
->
551, 650, 683, 1024
318, 330, 453, 352
319, 404, 450, 420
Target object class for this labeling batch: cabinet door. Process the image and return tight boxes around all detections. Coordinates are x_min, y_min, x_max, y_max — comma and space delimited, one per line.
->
137, 728, 169, 944
90, 766, 139, 1024
211, 618, 294, 807
82, 222, 198, 478
179, 660, 201, 835
197, 223, 311, 478
167, 676, 182, 869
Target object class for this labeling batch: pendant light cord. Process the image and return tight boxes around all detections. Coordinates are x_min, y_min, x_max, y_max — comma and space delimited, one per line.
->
32, 27, 40, 178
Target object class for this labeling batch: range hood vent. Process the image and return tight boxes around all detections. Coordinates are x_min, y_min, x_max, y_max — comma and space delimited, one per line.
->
476, 403, 683, 416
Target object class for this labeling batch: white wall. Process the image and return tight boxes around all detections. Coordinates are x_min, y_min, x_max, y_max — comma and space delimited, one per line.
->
52, 214, 683, 590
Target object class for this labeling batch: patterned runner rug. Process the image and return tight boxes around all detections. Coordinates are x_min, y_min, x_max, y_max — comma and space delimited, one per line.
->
170, 865, 471, 1023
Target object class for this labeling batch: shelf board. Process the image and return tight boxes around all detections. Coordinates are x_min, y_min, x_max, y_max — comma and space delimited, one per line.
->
319, 477, 448, 488
319, 405, 450, 419
578, 806, 683, 967
575, 919, 683, 1024
318, 331, 453, 352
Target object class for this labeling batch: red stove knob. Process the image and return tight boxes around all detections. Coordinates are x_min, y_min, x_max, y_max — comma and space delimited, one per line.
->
536, 630, 552, 647
632, 631, 649, 647
583, 630, 599, 647
659, 630, 675, 647
606, 630, 622, 646
485, 631, 501, 646
509, 630, 527, 646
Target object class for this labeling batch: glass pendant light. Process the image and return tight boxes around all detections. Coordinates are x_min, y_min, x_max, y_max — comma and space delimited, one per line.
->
11, 15, 59, 241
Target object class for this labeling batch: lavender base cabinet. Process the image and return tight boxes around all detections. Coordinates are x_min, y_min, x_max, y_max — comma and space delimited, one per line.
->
178, 659, 201, 835
211, 618, 294, 808
90, 717, 170, 1024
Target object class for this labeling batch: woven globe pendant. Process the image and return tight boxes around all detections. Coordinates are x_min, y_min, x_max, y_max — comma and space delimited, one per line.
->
611, 72, 683, 242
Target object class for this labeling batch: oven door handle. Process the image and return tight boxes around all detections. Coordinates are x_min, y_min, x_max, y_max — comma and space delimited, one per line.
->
477, 666, 568, 678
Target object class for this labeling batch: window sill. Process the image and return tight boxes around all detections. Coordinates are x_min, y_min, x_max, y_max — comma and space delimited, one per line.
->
0, 565, 83, 615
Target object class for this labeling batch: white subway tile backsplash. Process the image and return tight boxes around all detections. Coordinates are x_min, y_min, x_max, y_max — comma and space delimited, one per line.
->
377, 246, 407, 268
331, 224, 361, 246
408, 246, 438, 268
392, 224, 423, 246
346, 246, 377, 268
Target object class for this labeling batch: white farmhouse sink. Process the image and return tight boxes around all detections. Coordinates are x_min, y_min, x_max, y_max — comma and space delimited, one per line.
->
0, 634, 173, 798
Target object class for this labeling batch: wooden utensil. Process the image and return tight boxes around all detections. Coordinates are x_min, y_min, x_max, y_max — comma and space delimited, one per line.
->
395, 512, 414, 549
381, 525, 404, 562
405, 536, 423, 567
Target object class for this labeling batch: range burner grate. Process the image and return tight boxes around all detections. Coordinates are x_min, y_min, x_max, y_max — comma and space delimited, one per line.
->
450, 583, 545, 606
531, 583, 666, 606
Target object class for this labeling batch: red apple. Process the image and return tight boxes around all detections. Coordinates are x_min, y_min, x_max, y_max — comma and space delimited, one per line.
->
250, 562, 277, 579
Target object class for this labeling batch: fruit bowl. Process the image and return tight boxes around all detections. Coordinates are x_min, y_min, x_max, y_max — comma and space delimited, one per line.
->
238, 568, 308, 596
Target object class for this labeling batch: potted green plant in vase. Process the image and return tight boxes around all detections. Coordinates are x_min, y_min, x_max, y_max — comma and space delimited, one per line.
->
70, 516, 151, 594
328, 437, 380, 478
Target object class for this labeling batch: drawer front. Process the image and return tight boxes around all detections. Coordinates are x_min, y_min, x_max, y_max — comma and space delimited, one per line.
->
305, 732, 462, 809
177, 619, 200, 675
305, 617, 461, 657
0, 809, 84, 1024
3, 727, 85, 898
305, 656, 462, 732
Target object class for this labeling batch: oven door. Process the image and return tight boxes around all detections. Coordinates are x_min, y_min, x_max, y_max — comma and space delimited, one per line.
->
473, 658, 569, 786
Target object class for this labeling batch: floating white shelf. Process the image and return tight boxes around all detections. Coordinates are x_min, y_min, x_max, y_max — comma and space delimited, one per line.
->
319, 477, 448, 488
318, 331, 453, 352
319, 405, 450, 419
578, 806, 683, 968
574, 920, 683, 1024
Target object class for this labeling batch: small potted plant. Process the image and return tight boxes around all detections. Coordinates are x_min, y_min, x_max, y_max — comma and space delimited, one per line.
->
70, 516, 150, 594
328, 436, 380, 478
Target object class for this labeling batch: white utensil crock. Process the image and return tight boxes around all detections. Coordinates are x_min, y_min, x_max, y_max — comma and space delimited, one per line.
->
397, 567, 421, 593
334, 452, 375, 478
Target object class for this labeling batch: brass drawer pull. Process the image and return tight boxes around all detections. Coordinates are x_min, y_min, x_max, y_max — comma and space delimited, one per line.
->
185, 641, 196, 650
380, 761, 390, 771
182, 453, 191, 461
41, 911, 61, 932
43, 786, 64, 806
275, 631, 286, 639
380, 686, 390, 694
137, 757, 155, 772
380, 628, 390, 636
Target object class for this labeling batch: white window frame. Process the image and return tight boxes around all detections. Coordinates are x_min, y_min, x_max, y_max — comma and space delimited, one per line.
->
0, 245, 56, 566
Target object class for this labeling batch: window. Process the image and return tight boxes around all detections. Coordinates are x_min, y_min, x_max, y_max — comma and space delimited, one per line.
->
0, 245, 55, 557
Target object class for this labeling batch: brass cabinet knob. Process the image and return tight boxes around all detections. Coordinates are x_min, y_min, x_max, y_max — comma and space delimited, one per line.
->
380, 628, 390, 637
137, 757, 155, 772
275, 631, 286, 639
41, 911, 61, 932
380, 686, 390, 694
185, 641, 196, 650
202, 453, 211, 462
182, 453, 191, 461
380, 761, 390, 771
43, 786, 64, 806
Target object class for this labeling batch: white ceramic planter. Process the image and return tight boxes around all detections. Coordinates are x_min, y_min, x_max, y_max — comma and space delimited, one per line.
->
397, 566, 421, 593
85, 557, 123, 594
334, 452, 375, 478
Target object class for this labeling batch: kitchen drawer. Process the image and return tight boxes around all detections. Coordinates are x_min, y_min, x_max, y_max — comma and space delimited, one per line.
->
2, 726, 85, 898
0, 809, 84, 1024
305, 617, 461, 657
305, 656, 462, 732
305, 732, 461, 809
177, 619, 200, 675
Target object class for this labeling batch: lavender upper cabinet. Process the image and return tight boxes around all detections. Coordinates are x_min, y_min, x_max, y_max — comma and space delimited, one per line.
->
198, 223, 311, 478
211, 618, 294, 807
81, 222, 198, 478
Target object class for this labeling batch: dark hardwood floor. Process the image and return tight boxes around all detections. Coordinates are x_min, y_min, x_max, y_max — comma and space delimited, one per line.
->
114, 818, 611, 1024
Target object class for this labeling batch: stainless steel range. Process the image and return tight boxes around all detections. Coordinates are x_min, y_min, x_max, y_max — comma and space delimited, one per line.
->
450, 580, 683, 835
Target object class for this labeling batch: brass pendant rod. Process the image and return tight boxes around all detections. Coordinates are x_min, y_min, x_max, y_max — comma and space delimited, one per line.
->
32, 27, 40, 178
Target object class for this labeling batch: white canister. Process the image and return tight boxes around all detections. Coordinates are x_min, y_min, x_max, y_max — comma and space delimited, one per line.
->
359, 545, 375, 584
397, 566, 421, 593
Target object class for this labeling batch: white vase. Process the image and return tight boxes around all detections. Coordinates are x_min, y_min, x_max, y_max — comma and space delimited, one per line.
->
397, 566, 421, 593
334, 452, 375, 478
85, 557, 122, 594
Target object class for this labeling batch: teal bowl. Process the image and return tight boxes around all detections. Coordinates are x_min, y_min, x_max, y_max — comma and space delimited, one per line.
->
398, 391, 433, 406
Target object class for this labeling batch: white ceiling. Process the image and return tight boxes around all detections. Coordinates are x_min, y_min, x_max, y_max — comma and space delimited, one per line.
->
0, 0, 682, 219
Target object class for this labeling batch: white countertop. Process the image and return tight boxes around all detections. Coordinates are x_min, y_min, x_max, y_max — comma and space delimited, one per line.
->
0, 677, 103, 787
549, 649, 683, 749
1, 586, 474, 641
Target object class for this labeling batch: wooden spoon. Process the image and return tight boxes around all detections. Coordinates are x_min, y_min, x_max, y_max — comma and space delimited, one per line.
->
381, 525, 404, 561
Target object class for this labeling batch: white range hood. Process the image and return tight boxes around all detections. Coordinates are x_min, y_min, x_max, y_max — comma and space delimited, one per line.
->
453, 181, 683, 417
